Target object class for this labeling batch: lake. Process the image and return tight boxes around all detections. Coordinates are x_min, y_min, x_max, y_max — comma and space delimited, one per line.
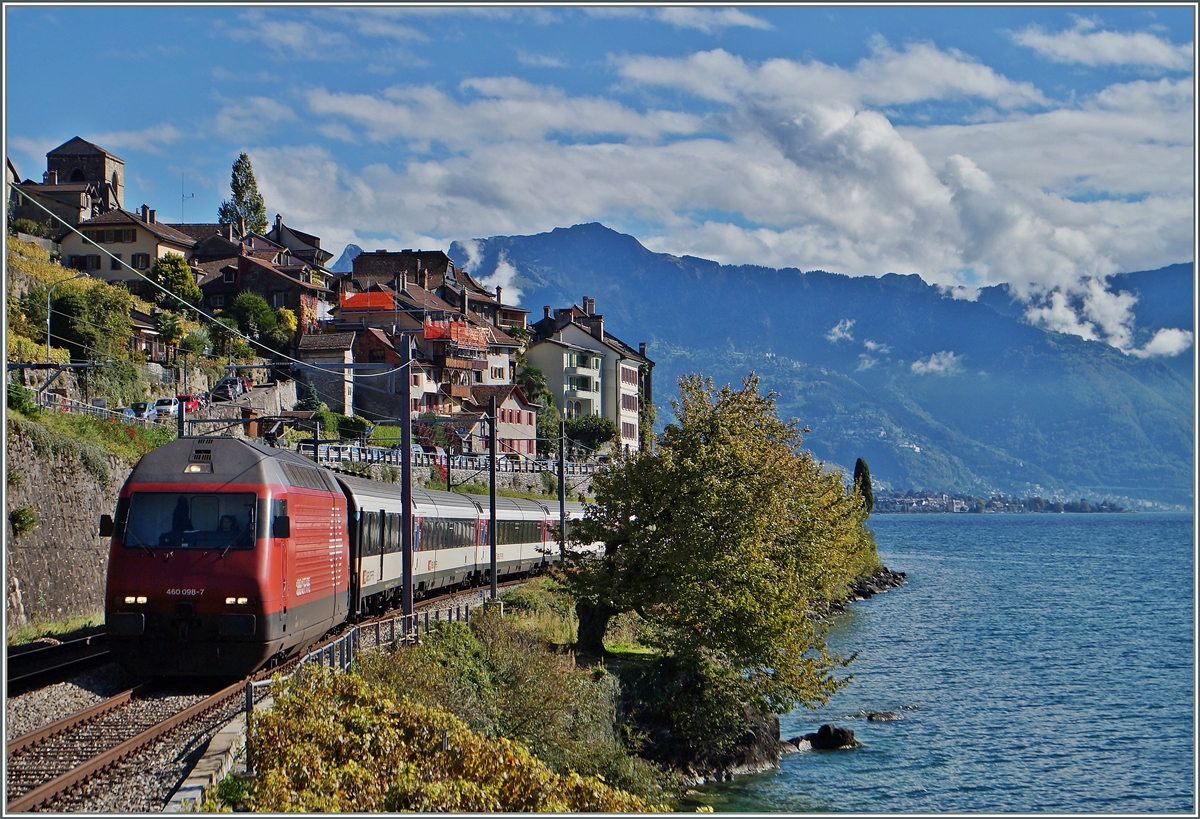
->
698, 512, 1194, 812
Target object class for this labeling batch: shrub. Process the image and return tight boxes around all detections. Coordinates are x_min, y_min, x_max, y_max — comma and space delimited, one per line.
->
241, 668, 667, 812
10, 218, 47, 237
358, 611, 677, 803
6, 381, 39, 415
9, 506, 37, 539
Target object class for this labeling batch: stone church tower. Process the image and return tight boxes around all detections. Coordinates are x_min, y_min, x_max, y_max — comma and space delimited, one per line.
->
44, 137, 124, 211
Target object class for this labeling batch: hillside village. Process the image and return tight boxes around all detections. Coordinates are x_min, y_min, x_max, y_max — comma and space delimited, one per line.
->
6, 138, 655, 459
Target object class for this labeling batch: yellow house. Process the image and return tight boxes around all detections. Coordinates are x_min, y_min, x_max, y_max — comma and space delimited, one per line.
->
58, 205, 195, 283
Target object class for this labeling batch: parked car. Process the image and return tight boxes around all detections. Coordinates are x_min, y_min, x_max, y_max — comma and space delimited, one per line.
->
154, 397, 180, 418
123, 401, 153, 421
176, 394, 201, 413
240, 377, 254, 393
209, 385, 237, 403
213, 377, 244, 397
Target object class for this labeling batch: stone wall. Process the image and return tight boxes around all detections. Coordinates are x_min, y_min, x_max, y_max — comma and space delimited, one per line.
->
5, 421, 134, 629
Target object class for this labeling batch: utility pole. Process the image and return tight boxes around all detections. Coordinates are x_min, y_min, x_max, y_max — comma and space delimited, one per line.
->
489, 394, 498, 600
401, 336, 414, 620
310, 420, 320, 464
558, 418, 566, 560
177, 399, 185, 438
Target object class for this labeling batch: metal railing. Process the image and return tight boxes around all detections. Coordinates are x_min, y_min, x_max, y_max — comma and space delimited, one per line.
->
35, 393, 161, 427
243, 597, 491, 775
296, 441, 600, 476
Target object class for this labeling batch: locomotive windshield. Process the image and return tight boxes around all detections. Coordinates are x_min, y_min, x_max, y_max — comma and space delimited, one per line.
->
124, 492, 256, 550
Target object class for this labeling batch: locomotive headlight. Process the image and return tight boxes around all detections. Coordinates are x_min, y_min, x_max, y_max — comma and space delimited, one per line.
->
124, 595, 147, 604
225, 597, 236, 605
238, 597, 249, 605
225, 597, 250, 605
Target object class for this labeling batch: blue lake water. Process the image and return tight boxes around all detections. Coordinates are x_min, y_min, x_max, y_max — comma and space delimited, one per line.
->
699, 513, 1195, 813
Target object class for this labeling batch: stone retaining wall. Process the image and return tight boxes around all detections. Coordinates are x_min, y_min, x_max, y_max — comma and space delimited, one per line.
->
5, 422, 134, 629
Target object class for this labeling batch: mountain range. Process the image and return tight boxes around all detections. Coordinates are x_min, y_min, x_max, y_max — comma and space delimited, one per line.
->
402, 223, 1189, 507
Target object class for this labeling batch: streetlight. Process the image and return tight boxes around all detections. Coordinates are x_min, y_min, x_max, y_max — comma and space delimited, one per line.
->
47, 271, 89, 363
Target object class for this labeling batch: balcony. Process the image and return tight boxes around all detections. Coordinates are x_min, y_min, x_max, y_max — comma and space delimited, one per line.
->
439, 383, 472, 398
564, 364, 598, 376
563, 387, 599, 399
434, 354, 486, 370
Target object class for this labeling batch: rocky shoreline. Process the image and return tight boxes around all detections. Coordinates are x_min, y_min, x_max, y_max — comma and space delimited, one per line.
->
675, 566, 908, 785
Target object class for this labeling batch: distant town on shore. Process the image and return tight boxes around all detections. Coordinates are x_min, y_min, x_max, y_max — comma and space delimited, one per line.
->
874, 491, 1128, 514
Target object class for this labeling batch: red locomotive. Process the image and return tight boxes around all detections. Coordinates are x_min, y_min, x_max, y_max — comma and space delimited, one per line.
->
103, 436, 587, 678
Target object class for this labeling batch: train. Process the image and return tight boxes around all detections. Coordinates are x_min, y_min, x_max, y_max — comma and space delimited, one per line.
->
101, 436, 591, 678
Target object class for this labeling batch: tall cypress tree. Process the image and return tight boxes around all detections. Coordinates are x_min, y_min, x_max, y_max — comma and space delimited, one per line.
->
217, 153, 268, 234
853, 457, 874, 514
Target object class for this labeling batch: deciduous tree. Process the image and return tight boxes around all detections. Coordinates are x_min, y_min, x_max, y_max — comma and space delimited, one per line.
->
147, 253, 202, 309
561, 374, 880, 749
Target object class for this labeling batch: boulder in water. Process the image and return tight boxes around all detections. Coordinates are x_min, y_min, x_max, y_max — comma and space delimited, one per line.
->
867, 711, 903, 722
803, 723, 857, 750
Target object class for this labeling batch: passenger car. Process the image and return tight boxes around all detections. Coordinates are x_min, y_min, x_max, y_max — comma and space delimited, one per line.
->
123, 401, 153, 420
176, 394, 202, 413
153, 397, 180, 418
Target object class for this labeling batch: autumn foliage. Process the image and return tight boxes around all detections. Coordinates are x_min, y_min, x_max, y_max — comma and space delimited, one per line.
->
245, 668, 669, 812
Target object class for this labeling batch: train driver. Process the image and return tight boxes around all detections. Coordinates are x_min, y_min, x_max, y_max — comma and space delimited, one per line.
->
218, 515, 240, 533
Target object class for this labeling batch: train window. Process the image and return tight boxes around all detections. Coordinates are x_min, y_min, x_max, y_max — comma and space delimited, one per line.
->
124, 492, 256, 551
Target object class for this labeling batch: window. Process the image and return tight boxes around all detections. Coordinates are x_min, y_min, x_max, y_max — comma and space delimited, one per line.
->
368, 349, 386, 363
110, 253, 122, 271
412, 374, 420, 387
490, 366, 504, 380
271, 293, 287, 308
622, 393, 639, 412
123, 228, 136, 243
105, 228, 116, 244
211, 295, 225, 308
223, 269, 236, 283
566, 375, 592, 392
131, 253, 151, 270
622, 422, 637, 440
86, 254, 101, 270
622, 367, 638, 385
123, 492, 256, 551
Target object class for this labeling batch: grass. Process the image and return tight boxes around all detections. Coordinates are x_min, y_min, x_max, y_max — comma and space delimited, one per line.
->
8, 612, 104, 646
8, 410, 174, 479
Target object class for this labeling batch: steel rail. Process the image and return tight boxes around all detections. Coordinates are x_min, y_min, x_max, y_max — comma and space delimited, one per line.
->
6, 679, 245, 813
6, 634, 111, 692
5, 684, 144, 758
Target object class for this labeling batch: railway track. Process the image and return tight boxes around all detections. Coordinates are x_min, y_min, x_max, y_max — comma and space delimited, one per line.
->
4, 580, 529, 812
6, 634, 112, 695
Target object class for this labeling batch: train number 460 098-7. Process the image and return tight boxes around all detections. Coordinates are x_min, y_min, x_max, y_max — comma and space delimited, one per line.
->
166, 588, 204, 596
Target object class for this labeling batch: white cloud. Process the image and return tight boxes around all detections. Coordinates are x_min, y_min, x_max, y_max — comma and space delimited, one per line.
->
516, 50, 566, 68
938, 283, 980, 301
1129, 327, 1195, 358
1013, 19, 1193, 69
856, 354, 878, 371
656, 8, 773, 34
86, 124, 182, 155
213, 97, 298, 139
225, 11, 351, 58
910, 351, 963, 375
474, 253, 523, 305
826, 318, 855, 342
863, 339, 891, 353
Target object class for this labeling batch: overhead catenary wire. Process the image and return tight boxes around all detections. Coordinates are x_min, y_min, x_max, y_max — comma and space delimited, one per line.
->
7, 182, 411, 380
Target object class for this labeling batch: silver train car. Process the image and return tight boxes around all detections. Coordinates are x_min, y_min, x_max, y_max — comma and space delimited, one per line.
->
336, 473, 594, 614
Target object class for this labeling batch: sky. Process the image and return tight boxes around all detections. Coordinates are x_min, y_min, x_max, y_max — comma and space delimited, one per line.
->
4, 4, 1196, 357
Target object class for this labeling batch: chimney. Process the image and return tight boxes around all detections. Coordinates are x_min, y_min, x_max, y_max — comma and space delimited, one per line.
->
43, 170, 57, 185
237, 215, 246, 236
141, 204, 149, 222
639, 342, 647, 357
495, 286, 502, 305
543, 305, 552, 320
582, 296, 593, 315
590, 315, 604, 341
274, 213, 282, 232
400, 271, 407, 293
462, 288, 469, 319
148, 209, 156, 224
